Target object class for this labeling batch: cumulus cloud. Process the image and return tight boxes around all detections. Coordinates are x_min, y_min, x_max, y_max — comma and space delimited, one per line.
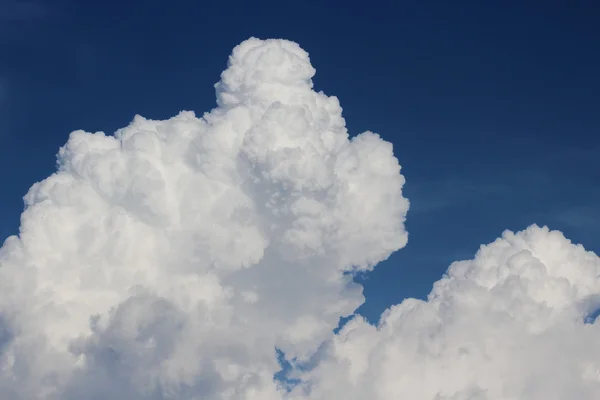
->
292, 225, 600, 400
0, 37, 408, 399
1, 37, 599, 400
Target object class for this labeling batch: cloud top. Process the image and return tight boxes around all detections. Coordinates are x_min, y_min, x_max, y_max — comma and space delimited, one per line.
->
216, 38, 316, 108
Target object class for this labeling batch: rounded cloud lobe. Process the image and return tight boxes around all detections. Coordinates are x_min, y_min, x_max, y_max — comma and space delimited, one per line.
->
295, 225, 600, 400
0, 38, 408, 399
1, 37, 599, 400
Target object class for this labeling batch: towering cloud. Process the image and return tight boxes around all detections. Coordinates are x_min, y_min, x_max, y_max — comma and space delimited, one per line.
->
1, 37, 599, 400
0, 38, 408, 399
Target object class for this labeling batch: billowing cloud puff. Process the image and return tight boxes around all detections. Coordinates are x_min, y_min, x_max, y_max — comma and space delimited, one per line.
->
0, 38, 408, 399
1, 37, 600, 400
293, 225, 600, 400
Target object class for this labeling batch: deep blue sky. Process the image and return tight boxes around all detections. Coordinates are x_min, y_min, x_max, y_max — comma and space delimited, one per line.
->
1, 0, 599, 322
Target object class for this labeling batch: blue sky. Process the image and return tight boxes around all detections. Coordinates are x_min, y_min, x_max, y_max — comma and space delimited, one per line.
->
1, 0, 599, 323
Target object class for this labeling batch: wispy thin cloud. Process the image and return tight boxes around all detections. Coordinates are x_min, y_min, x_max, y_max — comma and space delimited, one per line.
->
0, 78, 7, 140
407, 178, 512, 213
554, 205, 600, 230
547, 145, 600, 164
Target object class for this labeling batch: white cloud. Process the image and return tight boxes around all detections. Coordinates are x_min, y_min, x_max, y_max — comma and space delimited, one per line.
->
292, 225, 600, 400
1, 36, 599, 400
0, 37, 408, 399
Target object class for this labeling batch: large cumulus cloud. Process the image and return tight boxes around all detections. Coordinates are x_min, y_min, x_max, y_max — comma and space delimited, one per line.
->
1, 37, 600, 400
0, 38, 408, 399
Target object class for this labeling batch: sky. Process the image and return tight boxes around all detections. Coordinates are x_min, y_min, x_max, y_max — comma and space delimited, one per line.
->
0, 1, 600, 398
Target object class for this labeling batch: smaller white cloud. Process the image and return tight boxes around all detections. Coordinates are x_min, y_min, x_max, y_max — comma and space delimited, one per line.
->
293, 225, 600, 400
